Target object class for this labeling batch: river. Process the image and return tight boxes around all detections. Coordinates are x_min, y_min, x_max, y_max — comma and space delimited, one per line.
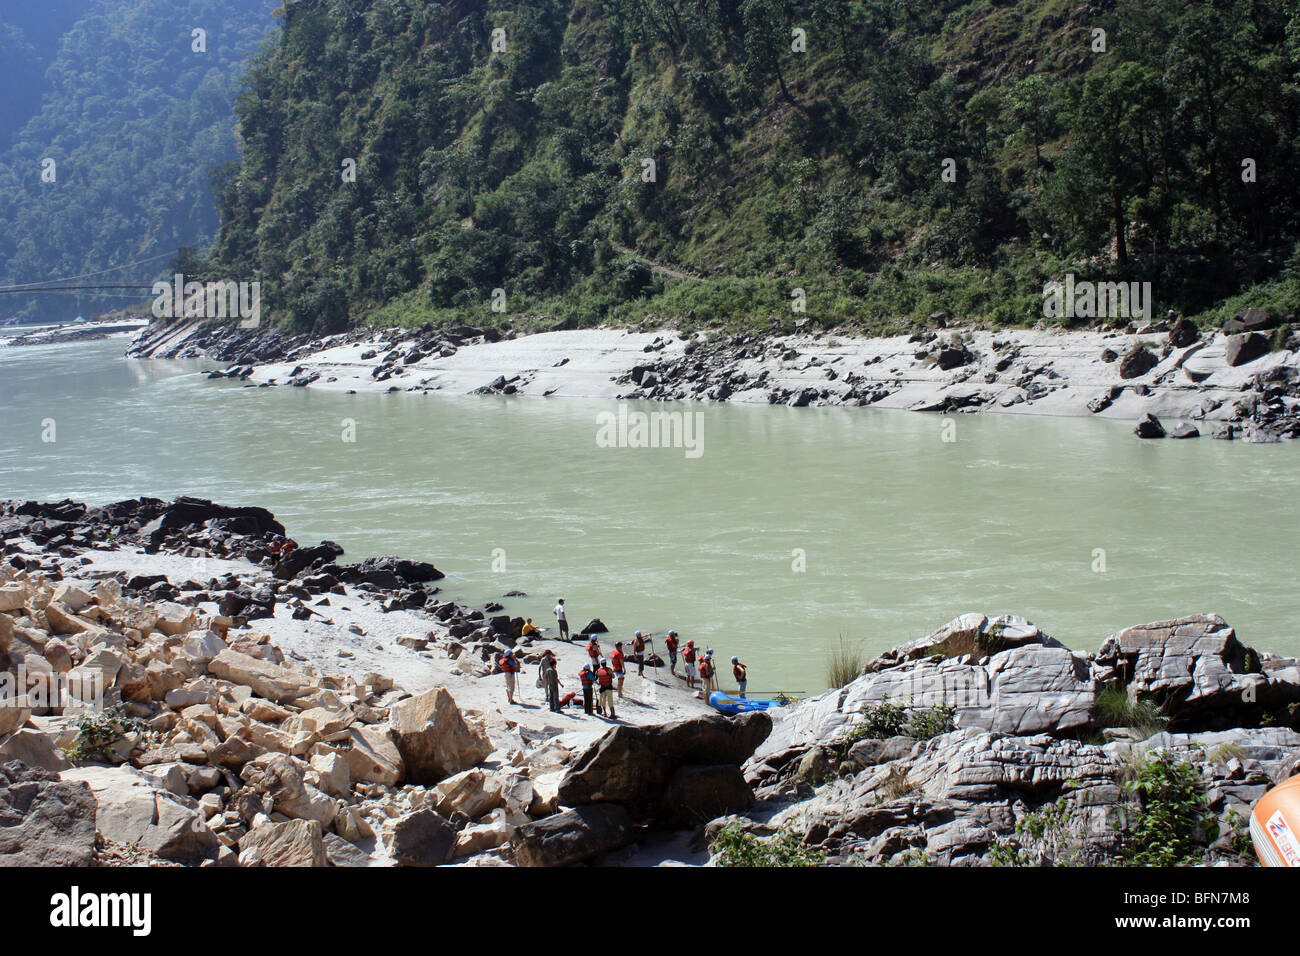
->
1, 334, 1297, 694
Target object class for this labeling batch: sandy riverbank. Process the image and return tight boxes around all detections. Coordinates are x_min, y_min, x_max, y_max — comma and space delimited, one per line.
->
178, 323, 1300, 434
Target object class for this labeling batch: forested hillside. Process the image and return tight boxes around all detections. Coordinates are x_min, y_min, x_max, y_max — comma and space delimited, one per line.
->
0, 0, 276, 322
199, 0, 1300, 334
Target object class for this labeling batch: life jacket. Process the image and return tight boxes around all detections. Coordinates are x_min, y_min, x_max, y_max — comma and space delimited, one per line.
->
683, 646, 696, 662
699, 659, 712, 679
586, 642, 599, 658
733, 664, 746, 682
611, 650, 625, 672
499, 656, 519, 673
665, 636, 678, 652
633, 637, 645, 653
282, 540, 298, 556
596, 667, 614, 688
579, 670, 595, 688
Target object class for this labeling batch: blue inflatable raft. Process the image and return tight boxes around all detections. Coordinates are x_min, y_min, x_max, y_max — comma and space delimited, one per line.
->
709, 691, 792, 715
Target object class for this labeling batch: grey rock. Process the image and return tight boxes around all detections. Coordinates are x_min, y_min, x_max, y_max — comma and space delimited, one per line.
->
0, 760, 96, 866
513, 804, 633, 867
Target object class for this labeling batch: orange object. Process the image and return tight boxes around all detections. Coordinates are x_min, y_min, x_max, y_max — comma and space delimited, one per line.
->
1251, 775, 1300, 867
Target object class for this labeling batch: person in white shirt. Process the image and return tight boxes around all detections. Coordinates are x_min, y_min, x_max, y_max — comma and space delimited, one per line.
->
554, 598, 570, 640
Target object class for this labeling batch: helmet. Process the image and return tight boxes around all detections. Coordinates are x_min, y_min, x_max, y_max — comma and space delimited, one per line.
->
600, 658, 608, 666
634, 630, 642, 637
668, 630, 677, 637
731, 656, 738, 662
707, 648, 714, 655
582, 664, 591, 671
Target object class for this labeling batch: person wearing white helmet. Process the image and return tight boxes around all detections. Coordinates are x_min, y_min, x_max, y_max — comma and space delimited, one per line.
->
732, 656, 747, 698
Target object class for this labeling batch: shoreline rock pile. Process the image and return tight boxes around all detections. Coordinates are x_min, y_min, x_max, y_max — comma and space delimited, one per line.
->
740, 613, 1299, 866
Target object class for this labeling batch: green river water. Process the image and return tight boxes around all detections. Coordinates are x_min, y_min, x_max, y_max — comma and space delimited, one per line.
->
1, 334, 1297, 695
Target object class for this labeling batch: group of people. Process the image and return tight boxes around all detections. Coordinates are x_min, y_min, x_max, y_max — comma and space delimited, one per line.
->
494, 599, 750, 720
265, 534, 299, 561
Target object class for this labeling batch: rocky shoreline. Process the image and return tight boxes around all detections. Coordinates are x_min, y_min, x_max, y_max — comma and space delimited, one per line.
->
2, 496, 1297, 867
125, 311, 1300, 440
2, 315, 148, 348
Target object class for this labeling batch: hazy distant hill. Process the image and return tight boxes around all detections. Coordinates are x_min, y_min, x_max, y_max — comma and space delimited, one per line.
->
0, 0, 277, 322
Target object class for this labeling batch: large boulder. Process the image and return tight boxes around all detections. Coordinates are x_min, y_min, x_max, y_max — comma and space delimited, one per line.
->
0, 729, 70, 772
1134, 414, 1166, 438
273, 542, 344, 581
748, 614, 1095, 783
1092, 614, 1300, 728
388, 688, 492, 785
557, 712, 771, 822
513, 804, 633, 867
239, 753, 337, 826
139, 496, 283, 552
0, 761, 97, 866
238, 819, 328, 867
433, 768, 504, 820
866, 613, 1051, 672
343, 725, 404, 786
1168, 318, 1200, 348
384, 809, 457, 866
1224, 332, 1270, 367
208, 649, 316, 703
1119, 345, 1159, 379
61, 765, 219, 863
662, 765, 755, 828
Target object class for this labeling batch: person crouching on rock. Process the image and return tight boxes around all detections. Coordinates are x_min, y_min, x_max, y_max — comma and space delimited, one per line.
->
596, 658, 617, 719
732, 656, 747, 699
521, 618, 539, 637
611, 642, 627, 698
665, 630, 679, 676
579, 664, 596, 715
498, 649, 521, 705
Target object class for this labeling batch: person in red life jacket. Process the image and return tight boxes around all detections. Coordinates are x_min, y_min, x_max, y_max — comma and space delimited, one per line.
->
664, 631, 680, 676
579, 664, 596, 716
697, 653, 714, 700
596, 658, 617, 719
498, 649, 521, 704
732, 656, 748, 699
611, 642, 626, 698
586, 637, 601, 672
683, 641, 698, 689
267, 534, 284, 559
281, 538, 298, 557
632, 631, 647, 677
